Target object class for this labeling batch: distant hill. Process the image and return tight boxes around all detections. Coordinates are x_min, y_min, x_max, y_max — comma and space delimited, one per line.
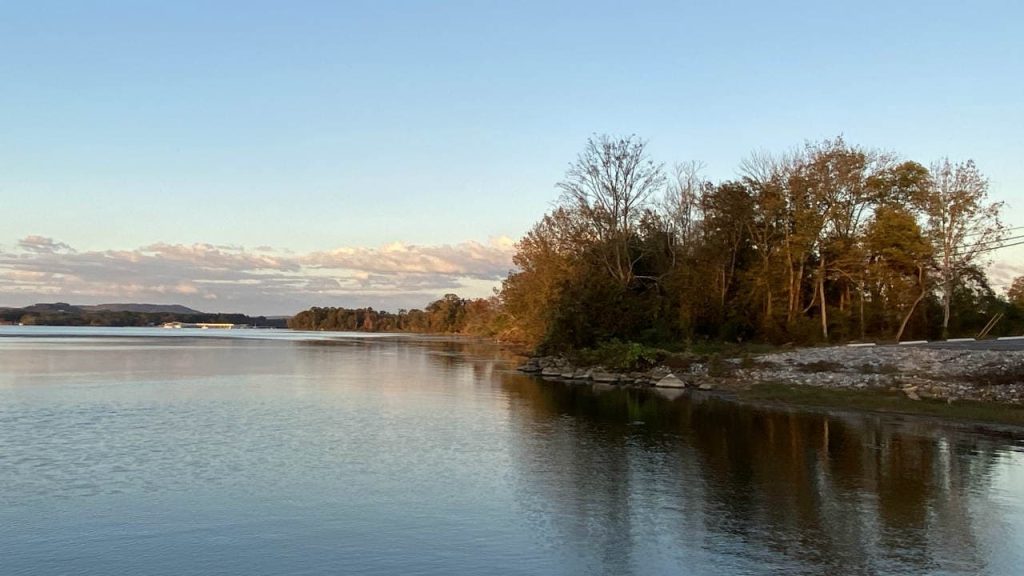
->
13, 302, 205, 315
0, 302, 288, 328
20, 302, 86, 314
84, 303, 205, 314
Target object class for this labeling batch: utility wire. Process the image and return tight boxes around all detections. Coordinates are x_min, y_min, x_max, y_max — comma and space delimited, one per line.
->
973, 239, 1024, 255
948, 233, 1024, 258
959, 233, 1024, 250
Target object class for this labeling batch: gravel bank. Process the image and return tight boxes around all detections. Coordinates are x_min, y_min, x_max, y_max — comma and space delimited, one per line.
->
519, 345, 1024, 405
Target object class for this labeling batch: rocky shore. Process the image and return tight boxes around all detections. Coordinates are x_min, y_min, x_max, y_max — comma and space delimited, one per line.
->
518, 345, 1024, 405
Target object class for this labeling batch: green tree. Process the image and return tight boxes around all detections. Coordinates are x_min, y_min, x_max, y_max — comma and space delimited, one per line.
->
864, 206, 932, 341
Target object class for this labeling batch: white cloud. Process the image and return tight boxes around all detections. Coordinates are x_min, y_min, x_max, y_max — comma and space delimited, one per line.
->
301, 237, 516, 279
0, 236, 515, 315
17, 235, 74, 254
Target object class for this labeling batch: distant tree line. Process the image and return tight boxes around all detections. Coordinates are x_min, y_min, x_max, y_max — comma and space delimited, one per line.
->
287, 293, 502, 336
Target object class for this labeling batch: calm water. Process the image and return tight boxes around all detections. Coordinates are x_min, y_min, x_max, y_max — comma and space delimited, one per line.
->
2, 327, 1024, 575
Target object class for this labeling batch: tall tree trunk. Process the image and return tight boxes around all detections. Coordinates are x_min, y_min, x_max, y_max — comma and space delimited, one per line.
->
858, 282, 865, 340
723, 239, 739, 309
942, 276, 952, 339
720, 268, 727, 309
796, 262, 806, 313
818, 259, 828, 340
789, 260, 806, 324
786, 257, 796, 324
896, 265, 927, 342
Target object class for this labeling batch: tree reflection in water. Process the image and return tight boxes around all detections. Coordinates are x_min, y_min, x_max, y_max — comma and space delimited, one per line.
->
500, 374, 1022, 575
324, 337, 1021, 575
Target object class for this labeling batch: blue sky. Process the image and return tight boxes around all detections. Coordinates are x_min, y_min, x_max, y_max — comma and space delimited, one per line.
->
1, 1, 1022, 313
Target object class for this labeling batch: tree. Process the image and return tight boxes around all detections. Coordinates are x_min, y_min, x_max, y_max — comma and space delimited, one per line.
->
864, 206, 932, 341
741, 138, 895, 340
490, 135, 1010, 350
698, 181, 753, 313
920, 159, 1005, 338
739, 152, 789, 334
1008, 276, 1024, 308
557, 134, 666, 286
499, 208, 586, 347
797, 137, 894, 340
426, 294, 466, 332
659, 160, 709, 252
835, 160, 930, 339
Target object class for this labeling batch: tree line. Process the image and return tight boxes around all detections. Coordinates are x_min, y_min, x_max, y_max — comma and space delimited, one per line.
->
287, 293, 502, 335
498, 135, 1023, 352
293, 134, 1023, 351
0, 303, 285, 328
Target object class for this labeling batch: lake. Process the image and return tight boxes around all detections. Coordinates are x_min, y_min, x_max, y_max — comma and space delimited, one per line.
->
2, 327, 1023, 575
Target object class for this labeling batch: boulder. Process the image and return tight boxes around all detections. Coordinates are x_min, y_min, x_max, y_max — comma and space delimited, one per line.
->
591, 371, 620, 384
648, 366, 672, 380
517, 359, 542, 373
655, 374, 686, 389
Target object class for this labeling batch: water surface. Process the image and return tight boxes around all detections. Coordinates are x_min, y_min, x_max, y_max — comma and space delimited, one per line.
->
2, 327, 1023, 575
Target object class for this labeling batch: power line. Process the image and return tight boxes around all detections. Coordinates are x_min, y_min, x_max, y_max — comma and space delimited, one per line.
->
943, 236, 1024, 262
959, 233, 1024, 251
974, 239, 1024, 254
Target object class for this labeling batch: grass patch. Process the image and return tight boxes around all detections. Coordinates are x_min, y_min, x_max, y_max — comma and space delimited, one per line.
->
740, 383, 1024, 427
561, 339, 783, 372
569, 340, 670, 371
706, 354, 735, 377
663, 353, 697, 371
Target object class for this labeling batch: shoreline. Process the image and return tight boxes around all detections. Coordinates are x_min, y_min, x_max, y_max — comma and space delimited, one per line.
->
519, 344, 1024, 428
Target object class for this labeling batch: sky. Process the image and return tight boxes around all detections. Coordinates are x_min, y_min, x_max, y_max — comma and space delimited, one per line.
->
1, 0, 1022, 315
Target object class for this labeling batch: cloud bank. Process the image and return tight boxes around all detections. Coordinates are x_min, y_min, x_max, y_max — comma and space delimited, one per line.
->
0, 236, 516, 315
988, 259, 1024, 293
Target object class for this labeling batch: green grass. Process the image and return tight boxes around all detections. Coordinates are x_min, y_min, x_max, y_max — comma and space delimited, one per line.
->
740, 382, 1024, 427
566, 339, 783, 372
568, 340, 670, 371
